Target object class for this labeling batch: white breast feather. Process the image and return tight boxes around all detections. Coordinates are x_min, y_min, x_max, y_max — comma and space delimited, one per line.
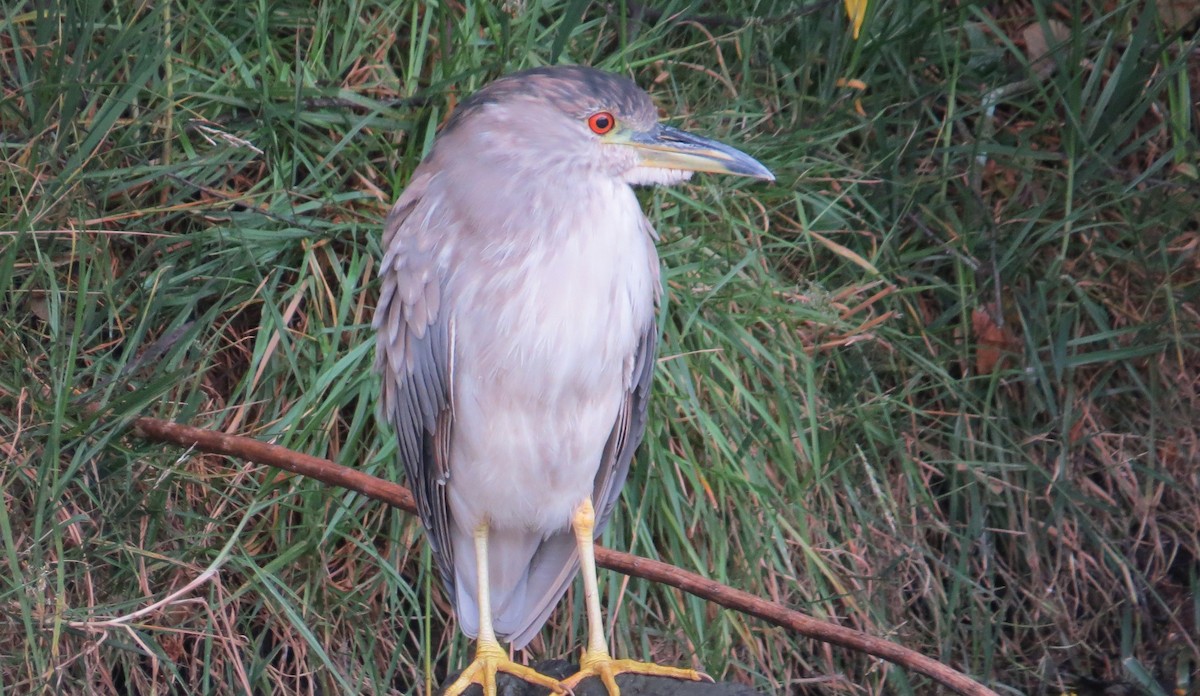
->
447, 178, 657, 533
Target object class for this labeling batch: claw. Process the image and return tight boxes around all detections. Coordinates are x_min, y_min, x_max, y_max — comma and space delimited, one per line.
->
442, 640, 566, 696
560, 651, 709, 696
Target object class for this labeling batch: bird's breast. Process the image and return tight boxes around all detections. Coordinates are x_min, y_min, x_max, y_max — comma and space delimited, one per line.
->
456, 182, 658, 393
446, 182, 658, 530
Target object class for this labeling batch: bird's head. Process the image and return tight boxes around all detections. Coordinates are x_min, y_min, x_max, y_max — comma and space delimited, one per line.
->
436, 66, 774, 188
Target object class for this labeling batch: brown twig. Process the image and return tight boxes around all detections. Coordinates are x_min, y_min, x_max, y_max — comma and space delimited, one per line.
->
126, 414, 1000, 696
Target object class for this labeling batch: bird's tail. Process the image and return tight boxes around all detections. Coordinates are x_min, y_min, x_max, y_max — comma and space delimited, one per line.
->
451, 526, 580, 650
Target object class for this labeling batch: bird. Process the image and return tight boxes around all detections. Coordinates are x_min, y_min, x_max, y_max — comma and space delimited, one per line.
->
373, 65, 773, 696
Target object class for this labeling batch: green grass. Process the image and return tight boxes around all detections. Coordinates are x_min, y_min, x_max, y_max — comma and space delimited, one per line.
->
2, 1, 1198, 694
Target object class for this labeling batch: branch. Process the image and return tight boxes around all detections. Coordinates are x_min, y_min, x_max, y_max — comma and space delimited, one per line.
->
125, 415, 1000, 696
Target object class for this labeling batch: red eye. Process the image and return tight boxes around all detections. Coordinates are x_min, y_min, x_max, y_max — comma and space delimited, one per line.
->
588, 111, 615, 134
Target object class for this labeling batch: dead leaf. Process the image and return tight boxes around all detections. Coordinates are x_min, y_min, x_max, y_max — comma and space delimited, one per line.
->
1022, 20, 1071, 79
1157, 0, 1200, 32
972, 304, 1021, 375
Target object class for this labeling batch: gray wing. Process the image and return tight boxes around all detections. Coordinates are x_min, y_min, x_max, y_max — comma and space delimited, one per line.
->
593, 216, 662, 532
592, 319, 658, 536
373, 172, 457, 594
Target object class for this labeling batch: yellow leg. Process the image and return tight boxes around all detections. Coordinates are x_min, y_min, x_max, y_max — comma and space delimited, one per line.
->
442, 523, 565, 696
560, 499, 710, 696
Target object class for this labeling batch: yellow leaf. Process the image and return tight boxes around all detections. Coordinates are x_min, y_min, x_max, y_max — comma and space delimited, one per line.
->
844, 0, 869, 39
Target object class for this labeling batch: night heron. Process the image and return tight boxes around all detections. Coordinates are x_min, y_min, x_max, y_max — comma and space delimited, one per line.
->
374, 65, 773, 696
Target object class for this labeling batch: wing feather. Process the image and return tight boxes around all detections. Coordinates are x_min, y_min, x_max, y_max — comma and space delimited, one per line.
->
593, 321, 658, 534
373, 173, 457, 595
594, 216, 662, 533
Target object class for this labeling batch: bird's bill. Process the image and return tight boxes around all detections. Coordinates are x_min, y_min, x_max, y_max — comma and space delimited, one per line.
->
626, 125, 774, 181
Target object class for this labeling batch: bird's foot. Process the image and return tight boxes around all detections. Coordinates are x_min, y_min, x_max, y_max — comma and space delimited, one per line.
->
560, 649, 711, 696
442, 640, 566, 696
